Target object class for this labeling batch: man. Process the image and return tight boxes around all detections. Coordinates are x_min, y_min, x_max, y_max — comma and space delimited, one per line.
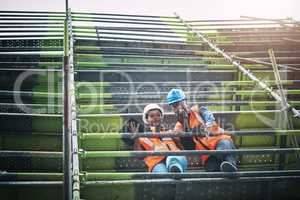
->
167, 89, 237, 172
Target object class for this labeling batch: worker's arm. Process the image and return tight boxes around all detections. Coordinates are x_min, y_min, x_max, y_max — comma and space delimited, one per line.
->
199, 106, 215, 125
199, 106, 231, 136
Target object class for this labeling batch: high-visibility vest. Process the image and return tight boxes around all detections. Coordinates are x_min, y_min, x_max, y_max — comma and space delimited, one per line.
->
138, 126, 180, 172
174, 105, 232, 164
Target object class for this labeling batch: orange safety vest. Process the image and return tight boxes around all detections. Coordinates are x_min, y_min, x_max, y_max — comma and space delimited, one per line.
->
138, 127, 180, 172
174, 105, 232, 164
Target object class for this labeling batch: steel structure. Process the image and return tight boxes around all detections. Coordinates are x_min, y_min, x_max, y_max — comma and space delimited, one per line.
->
0, 8, 300, 200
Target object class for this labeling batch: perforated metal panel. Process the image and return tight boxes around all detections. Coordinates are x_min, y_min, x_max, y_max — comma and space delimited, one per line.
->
0, 39, 63, 48
0, 157, 62, 172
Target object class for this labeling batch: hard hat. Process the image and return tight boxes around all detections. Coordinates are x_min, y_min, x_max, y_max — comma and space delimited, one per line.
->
143, 103, 164, 124
166, 89, 186, 105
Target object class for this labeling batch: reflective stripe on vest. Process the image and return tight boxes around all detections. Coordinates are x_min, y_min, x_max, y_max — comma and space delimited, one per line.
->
139, 138, 155, 150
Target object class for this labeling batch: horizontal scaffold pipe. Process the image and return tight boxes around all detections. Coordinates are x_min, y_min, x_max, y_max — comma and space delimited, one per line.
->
83, 176, 300, 185
0, 112, 62, 117
74, 31, 185, 39
0, 68, 62, 72
0, 10, 65, 14
76, 69, 240, 73
0, 90, 62, 98
0, 25, 64, 28
0, 37, 63, 40
76, 62, 234, 68
72, 18, 185, 27
0, 30, 64, 33
0, 22, 64, 25
0, 150, 62, 158
77, 89, 300, 99
74, 62, 288, 70
75, 65, 294, 71
76, 53, 208, 60
81, 130, 300, 140
75, 38, 199, 46
206, 33, 300, 40
0, 172, 62, 181
0, 52, 63, 56
240, 15, 293, 23
81, 38, 299, 47
235, 56, 300, 63
73, 25, 299, 33
0, 181, 62, 186
185, 18, 291, 23
217, 40, 297, 45
0, 62, 63, 68
0, 47, 63, 52
191, 26, 299, 31
74, 44, 299, 57
75, 26, 188, 31
75, 38, 205, 47
75, 46, 213, 55
212, 30, 300, 36
76, 44, 300, 57
73, 27, 188, 35
80, 148, 300, 158
72, 16, 181, 23
232, 55, 300, 71
0, 14, 66, 18
0, 35, 63, 38
75, 68, 290, 73
74, 36, 186, 44
76, 53, 300, 63
0, 102, 62, 108
190, 22, 294, 27
0, 17, 65, 21
75, 36, 296, 46
0, 36, 63, 40
78, 110, 288, 117
76, 80, 300, 87
85, 170, 300, 181
0, 131, 61, 136
78, 101, 300, 111
74, 27, 300, 38
71, 12, 177, 19
72, 26, 300, 33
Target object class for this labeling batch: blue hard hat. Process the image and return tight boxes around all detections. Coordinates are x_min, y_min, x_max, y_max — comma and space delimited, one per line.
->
167, 89, 186, 105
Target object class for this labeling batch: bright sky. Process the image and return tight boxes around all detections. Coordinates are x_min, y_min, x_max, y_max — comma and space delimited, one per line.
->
0, 0, 299, 20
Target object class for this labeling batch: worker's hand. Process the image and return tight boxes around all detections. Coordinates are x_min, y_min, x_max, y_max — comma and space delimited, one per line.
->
203, 122, 214, 131
128, 121, 140, 133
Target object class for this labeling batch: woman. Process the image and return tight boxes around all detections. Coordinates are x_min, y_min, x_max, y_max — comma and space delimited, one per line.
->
134, 103, 188, 173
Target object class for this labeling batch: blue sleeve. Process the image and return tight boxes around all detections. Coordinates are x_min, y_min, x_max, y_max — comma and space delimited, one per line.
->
199, 106, 215, 124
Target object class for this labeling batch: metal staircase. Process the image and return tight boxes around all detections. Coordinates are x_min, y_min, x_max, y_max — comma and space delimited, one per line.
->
1, 10, 300, 200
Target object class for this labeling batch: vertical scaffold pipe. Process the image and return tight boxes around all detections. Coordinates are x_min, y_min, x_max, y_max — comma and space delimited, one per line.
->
67, 8, 81, 200
268, 49, 300, 163
175, 13, 300, 118
63, 17, 72, 200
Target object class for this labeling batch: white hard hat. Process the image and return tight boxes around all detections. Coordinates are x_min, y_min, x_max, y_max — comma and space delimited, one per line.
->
143, 103, 164, 124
